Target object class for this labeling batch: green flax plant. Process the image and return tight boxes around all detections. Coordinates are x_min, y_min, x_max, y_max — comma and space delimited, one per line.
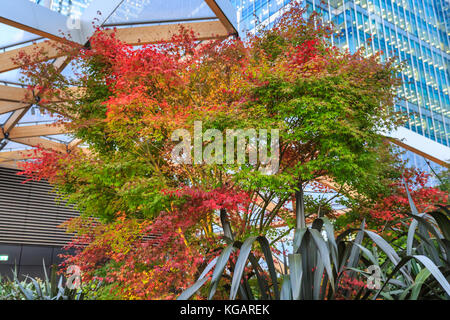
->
350, 182, 450, 300
179, 182, 450, 300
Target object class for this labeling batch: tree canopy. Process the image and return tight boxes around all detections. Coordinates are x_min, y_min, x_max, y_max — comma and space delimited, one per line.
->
16, 4, 407, 299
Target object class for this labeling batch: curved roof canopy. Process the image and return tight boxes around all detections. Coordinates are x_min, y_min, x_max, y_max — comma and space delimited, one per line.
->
0, 0, 238, 168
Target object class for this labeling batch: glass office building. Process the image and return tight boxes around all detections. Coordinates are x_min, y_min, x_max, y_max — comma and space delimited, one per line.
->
231, 0, 450, 174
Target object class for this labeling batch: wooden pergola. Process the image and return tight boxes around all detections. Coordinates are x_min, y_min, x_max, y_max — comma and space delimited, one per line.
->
0, 0, 238, 169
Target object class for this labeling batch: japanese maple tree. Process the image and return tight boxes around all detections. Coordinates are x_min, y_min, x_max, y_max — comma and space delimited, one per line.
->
15, 2, 408, 299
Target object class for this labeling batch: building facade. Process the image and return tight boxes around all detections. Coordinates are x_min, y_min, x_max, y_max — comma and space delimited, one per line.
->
0, 167, 78, 279
231, 0, 450, 174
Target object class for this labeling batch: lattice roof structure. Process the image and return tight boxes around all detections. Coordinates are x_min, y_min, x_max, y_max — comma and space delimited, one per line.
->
0, 0, 238, 169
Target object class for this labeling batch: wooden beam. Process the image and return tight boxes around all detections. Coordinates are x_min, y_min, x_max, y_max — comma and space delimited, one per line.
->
0, 56, 74, 147
204, 0, 238, 35
0, 161, 19, 169
388, 137, 449, 168
3, 108, 30, 133
0, 85, 84, 103
53, 56, 68, 69
0, 101, 28, 114
0, 18, 64, 43
0, 40, 62, 73
0, 85, 31, 103
315, 176, 362, 199
0, 149, 39, 162
7, 123, 68, 139
10, 137, 67, 153
113, 21, 229, 46
68, 138, 82, 150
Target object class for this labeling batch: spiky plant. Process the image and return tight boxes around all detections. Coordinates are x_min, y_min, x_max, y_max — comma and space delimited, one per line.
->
350, 183, 450, 300
0, 261, 96, 300
179, 182, 450, 300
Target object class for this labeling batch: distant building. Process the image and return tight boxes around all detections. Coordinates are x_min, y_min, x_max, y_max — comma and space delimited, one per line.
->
231, 0, 450, 175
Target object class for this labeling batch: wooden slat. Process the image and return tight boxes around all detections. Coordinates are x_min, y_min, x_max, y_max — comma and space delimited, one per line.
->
0, 40, 62, 73
52, 55, 68, 69
0, 56, 75, 141
0, 76, 73, 170
0, 85, 84, 103
0, 20, 231, 73
0, 101, 28, 114
68, 138, 82, 150
0, 149, 38, 162
113, 21, 229, 45
10, 137, 67, 153
204, 0, 237, 34
0, 160, 19, 169
3, 107, 29, 132
0, 85, 31, 103
7, 123, 68, 139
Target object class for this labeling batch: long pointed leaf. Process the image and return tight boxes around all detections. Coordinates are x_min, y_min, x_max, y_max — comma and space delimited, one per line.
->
208, 246, 233, 299
348, 220, 365, 270
364, 230, 413, 284
230, 236, 258, 300
322, 217, 338, 269
352, 243, 379, 270
248, 253, 270, 300
177, 256, 219, 300
293, 228, 308, 253
177, 276, 210, 300
288, 254, 303, 300
413, 255, 450, 296
220, 209, 234, 242
257, 236, 280, 299
374, 255, 450, 299
403, 179, 419, 216
309, 229, 334, 290
407, 219, 418, 256
280, 275, 292, 300
428, 210, 450, 241
410, 268, 431, 300
313, 256, 324, 300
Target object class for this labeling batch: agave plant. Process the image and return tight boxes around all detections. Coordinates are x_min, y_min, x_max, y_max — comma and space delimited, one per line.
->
0, 261, 92, 300
179, 182, 450, 300
0, 267, 35, 300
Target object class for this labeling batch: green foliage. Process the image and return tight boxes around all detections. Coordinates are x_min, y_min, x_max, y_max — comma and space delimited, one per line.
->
55, 153, 173, 222
435, 167, 450, 194
236, 6, 404, 202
